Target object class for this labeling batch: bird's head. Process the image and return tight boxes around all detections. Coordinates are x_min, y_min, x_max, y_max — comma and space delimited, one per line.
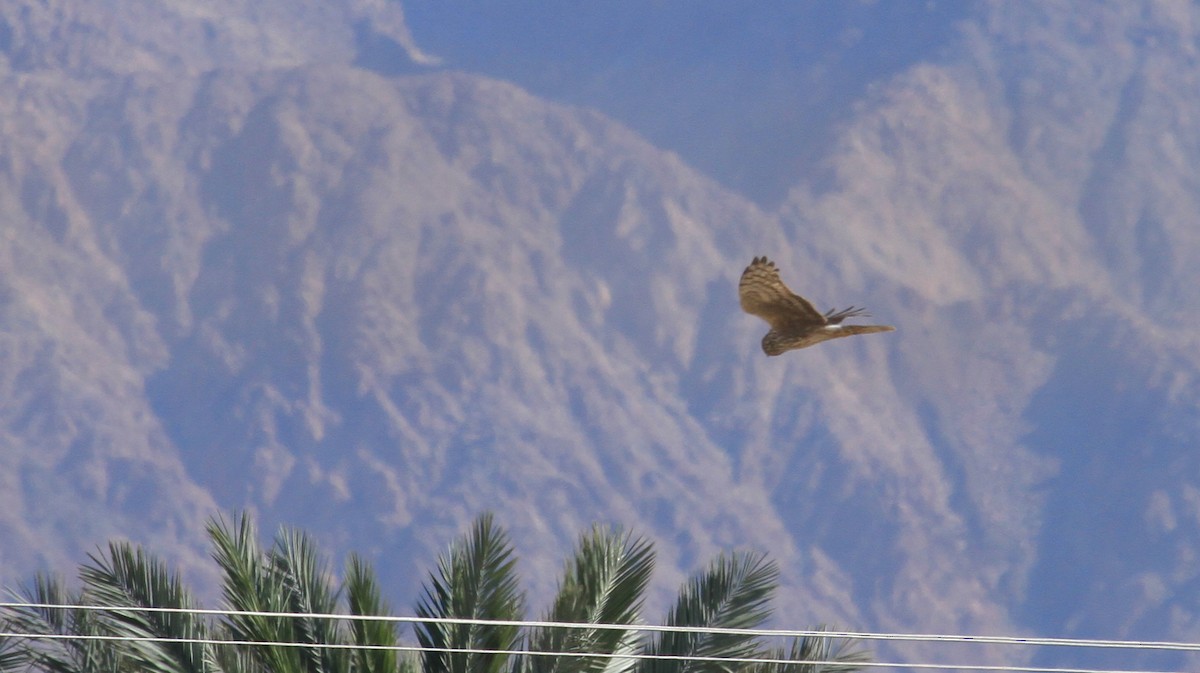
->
761, 332, 788, 356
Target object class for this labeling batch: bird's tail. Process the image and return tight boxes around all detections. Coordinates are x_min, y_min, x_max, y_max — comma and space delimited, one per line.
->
836, 324, 896, 336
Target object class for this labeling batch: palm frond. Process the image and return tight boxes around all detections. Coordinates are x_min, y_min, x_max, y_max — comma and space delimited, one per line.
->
269, 526, 350, 673
747, 629, 871, 673
345, 553, 398, 673
207, 512, 303, 673
594, 629, 643, 673
79, 541, 212, 673
397, 651, 422, 673
0, 632, 23, 673
642, 552, 779, 673
2, 574, 125, 673
524, 526, 654, 673
415, 513, 525, 673
208, 639, 259, 673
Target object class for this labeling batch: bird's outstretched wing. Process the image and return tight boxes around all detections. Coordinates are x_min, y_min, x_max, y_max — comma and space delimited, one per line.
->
738, 256, 825, 329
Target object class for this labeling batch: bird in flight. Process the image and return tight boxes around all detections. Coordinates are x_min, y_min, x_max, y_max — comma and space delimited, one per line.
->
739, 256, 894, 356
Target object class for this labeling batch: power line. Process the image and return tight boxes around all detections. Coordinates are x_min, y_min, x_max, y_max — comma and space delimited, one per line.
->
2, 603, 1198, 655
0, 630, 1186, 673
2, 603, 1194, 673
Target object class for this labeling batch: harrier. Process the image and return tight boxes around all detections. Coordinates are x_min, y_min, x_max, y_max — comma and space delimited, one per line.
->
739, 256, 894, 356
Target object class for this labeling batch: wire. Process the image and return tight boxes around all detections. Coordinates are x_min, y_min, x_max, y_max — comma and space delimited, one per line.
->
0, 631, 1186, 673
2, 603, 1198, 654
1, 603, 1194, 673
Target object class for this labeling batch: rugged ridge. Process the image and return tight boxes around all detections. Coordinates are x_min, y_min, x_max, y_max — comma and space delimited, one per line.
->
3, 2, 1200, 671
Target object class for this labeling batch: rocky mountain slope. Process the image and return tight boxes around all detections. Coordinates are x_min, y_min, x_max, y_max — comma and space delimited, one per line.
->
3, 1, 1199, 670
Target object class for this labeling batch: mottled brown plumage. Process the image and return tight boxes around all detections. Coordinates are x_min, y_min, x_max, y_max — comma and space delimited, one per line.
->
739, 256, 894, 356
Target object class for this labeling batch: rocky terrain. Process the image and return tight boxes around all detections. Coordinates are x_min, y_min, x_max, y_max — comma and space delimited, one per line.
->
2, 1, 1199, 670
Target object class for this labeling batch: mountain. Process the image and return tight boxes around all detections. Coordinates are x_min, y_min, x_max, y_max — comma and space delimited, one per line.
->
3, 1, 1200, 671
403, 0, 973, 206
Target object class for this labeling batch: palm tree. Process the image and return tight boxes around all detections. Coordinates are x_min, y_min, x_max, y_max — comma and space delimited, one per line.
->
81, 541, 214, 673
2, 512, 870, 673
414, 513, 524, 673
517, 525, 653, 673
2, 573, 128, 673
750, 629, 870, 673
206, 512, 406, 673
1, 514, 404, 673
640, 552, 777, 673
414, 517, 868, 673
207, 513, 342, 673
2, 540, 214, 673
345, 553, 411, 673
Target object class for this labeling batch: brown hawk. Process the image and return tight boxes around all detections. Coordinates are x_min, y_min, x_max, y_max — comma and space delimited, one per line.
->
739, 256, 895, 356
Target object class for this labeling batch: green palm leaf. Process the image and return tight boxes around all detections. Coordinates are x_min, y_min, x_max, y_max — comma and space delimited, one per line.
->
748, 629, 870, 673
2, 574, 125, 673
0, 631, 22, 673
207, 512, 305, 673
642, 552, 778, 673
523, 526, 654, 673
79, 541, 212, 673
415, 513, 525, 673
269, 527, 350, 673
344, 553, 398, 673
